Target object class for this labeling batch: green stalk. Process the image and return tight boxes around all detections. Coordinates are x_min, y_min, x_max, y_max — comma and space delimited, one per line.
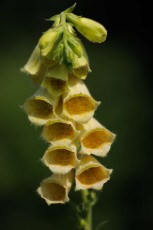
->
78, 190, 95, 230
60, 11, 74, 69
61, 12, 68, 47
86, 202, 92, 230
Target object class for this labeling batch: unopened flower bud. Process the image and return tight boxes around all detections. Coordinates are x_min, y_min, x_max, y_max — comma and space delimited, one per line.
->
78, 117, 116, 157
37, 171, 74, 205
75, 155, 112, 190
53, 41, 64, 64
42, 145, 79, 174
64, 46, 75, 69
67, 13, 107, 43
68, 35, 83, 58
39, 27, 62, 64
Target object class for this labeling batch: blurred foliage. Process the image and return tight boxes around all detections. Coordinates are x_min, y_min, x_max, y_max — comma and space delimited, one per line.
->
0, 1, 153, 230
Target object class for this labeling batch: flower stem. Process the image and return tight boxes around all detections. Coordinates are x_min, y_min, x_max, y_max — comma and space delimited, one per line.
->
78, 190, 96, 230
86, 202, 92, 230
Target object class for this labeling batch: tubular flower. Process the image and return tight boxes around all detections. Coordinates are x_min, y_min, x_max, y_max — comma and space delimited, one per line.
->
21, 4, 116, 205
42, 144, 79, 174
62, 76, 100, 123
41, 64, 68, 97
23, 87, 60, 126
78, 117, 116, 157
37, 171, 74, 205
75, 155, 112, 190
42, 118, 78, 146
21, 45, 46, 85
71, 55, 90, 80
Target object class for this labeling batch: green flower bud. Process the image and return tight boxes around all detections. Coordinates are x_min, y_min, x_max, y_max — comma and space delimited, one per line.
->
39, 27, 62, 63
67, 35, 83, 58
64, 47, 75, 70
53, 41, 64, 64
67, 13, 107, 43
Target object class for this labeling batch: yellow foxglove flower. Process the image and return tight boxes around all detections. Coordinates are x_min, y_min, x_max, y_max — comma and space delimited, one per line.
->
42, 118, 78, 146
37, 171, 74, 205
71, 55, 90, 80
62, 76, 100, 123
23, 87, 59, 126
42, 77, 67, 97
78, 117, 116, 157
42, 145, 79, 174
41, 64, 68, 97
21, 45, 45, 85
75, 155, 112, 190
67, 13, 107, 43
45, 64, 68, 81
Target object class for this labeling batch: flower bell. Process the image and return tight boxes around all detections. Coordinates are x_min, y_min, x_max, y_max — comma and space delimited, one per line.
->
37, 171, 74, 205
78, 117, 116, 157
42, 117, 78, 146
71, 55, 90, 80
41, 64, 68, 97
23, 87, 60, 126
75, 155, 112, 190
21, 45, 46, 85
42, 144, 78, 174
62, 76, 100, 123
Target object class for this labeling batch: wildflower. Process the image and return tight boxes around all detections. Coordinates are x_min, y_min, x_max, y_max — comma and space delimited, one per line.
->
62, 76, 100, 123
37, 171, 74, 205
41, 64, 68, 97
78, 117, 116, 157
67, 13, 107, 43
71, 55, 90, 80
42, 77, 67, 97
75, 155, 112, 190
21, 4, 115, 214
23, 87, 59, 126
21, 45, 46, 85
42, 144, 78, 174
42, 118, 78, 146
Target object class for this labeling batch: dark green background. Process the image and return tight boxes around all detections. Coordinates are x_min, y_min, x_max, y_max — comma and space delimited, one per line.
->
0, 0, 152, 229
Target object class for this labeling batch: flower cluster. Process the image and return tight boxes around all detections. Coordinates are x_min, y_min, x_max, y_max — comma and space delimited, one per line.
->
21, 4, 115, 205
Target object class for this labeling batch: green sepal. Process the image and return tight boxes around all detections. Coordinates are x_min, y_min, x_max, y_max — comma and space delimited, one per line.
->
53, 41, 64, 64
49, 14, 59, 21
47, 3, 76, 22
64, 3, 76, 13
67, 35, 83, 58
47, 14, 60, 22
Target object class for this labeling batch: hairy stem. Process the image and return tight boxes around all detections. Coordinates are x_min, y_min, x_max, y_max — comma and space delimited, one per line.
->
78, 190, 95, 230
